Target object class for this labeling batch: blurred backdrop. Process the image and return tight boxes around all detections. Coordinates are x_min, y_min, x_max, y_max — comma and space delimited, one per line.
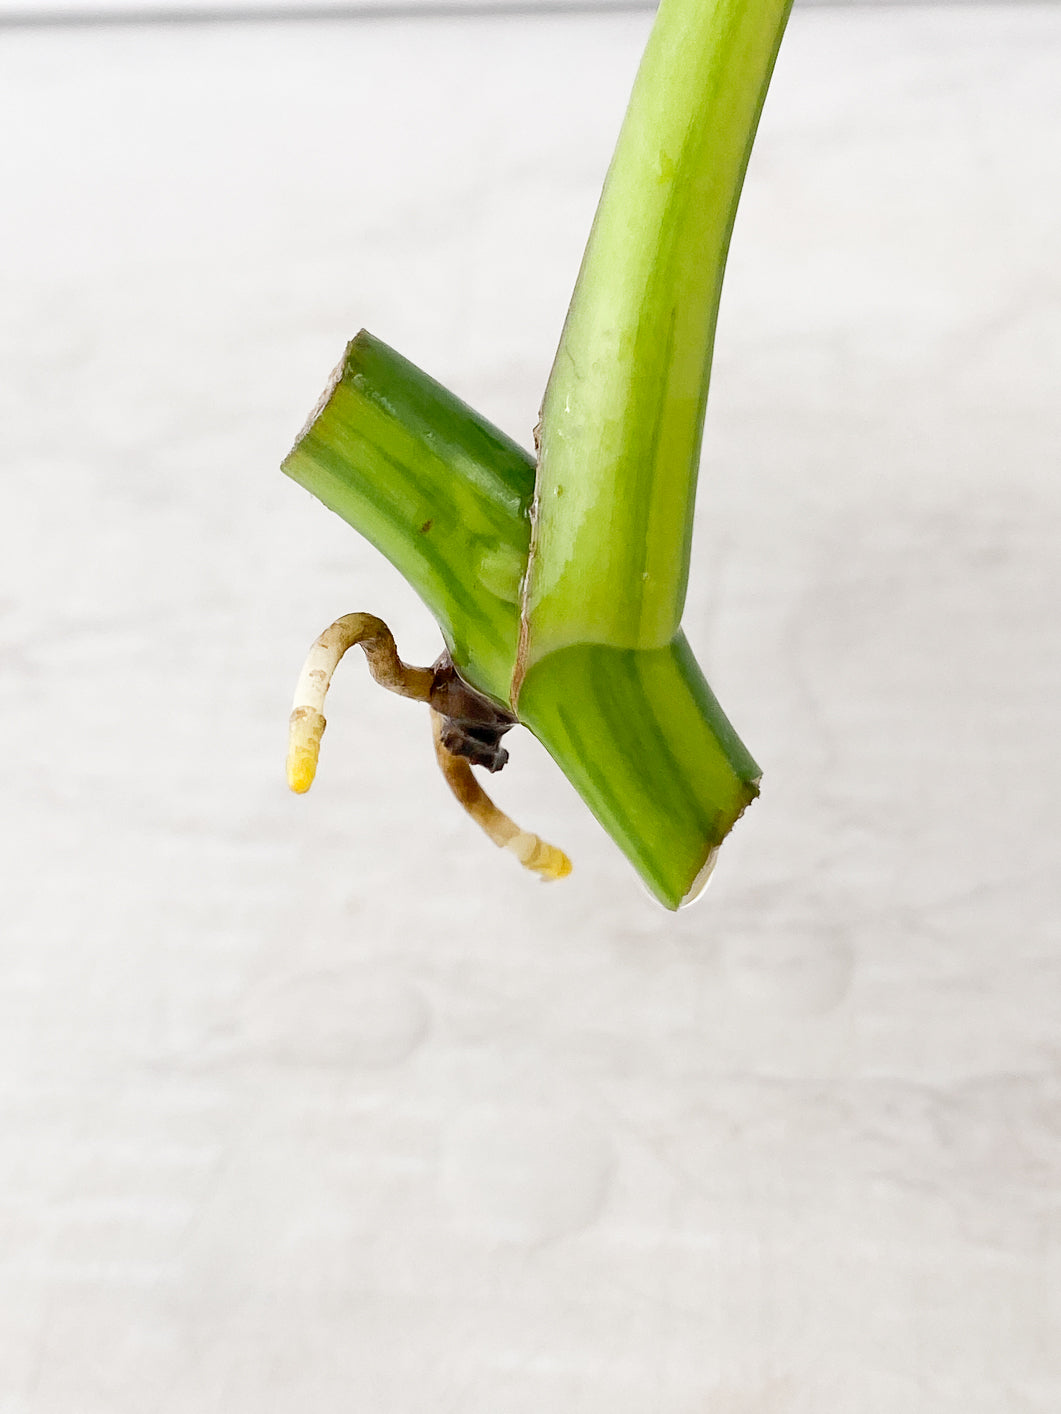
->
2, 1, 1060, 1410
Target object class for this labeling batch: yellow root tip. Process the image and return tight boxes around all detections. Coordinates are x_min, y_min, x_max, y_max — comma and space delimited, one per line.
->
287, 709, 325, 793
506, 831, 574, 881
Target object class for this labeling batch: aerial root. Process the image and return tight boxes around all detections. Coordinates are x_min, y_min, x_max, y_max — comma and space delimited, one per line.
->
431, 710, 572, 882
286, 612, 433, 793
287, 612, 571, 881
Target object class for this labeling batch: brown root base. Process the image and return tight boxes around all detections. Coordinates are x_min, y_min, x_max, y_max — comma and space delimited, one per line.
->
428, 653, 516, 773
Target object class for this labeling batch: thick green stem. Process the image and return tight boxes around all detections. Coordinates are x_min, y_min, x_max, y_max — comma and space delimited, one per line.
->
521, 0, 792, 671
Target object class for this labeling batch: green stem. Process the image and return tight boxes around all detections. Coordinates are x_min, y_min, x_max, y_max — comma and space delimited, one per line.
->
518, 636, 759, 908
283, 0, 790, 907
521, 0, 792, 670
282, 331, 533, 707
284, 335, 760, 907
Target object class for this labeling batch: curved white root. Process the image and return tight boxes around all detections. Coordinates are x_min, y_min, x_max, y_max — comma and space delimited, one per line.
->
286, 613, 433, 794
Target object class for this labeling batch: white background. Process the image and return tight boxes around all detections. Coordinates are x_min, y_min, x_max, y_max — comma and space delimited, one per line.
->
2, 0, 650, 23
2, 4, 1060, 1409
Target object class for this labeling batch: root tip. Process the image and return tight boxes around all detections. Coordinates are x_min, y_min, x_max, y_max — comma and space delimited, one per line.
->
287, 708, 325, 793
507, 831, 574, 882
286, 751, 318, 793
545, 849, 574, 882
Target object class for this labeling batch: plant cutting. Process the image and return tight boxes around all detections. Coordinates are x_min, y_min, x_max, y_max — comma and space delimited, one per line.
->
284, 0, 792, 909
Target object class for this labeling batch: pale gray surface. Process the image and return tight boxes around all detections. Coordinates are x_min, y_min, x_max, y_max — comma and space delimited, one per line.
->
4, 0, 1053, 21
2, 6, 1060, 1410
0, 1, 648, 23
4, 0, 1046, 28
